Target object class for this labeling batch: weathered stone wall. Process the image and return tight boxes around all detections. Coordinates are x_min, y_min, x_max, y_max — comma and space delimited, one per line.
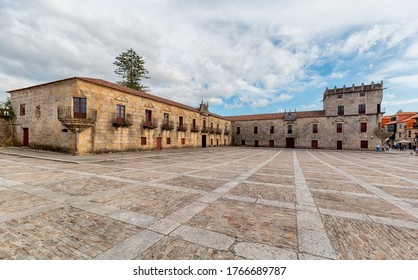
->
0, 117, 12, 146
10, 79, 232, 154
231, 114, 381, 150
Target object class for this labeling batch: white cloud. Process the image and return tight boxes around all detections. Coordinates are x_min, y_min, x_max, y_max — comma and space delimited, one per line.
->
383, 98, 418, 106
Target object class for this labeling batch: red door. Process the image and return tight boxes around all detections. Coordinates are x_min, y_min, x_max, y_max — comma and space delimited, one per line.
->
286, 137, 294, 148
337, 141, 342, 150
23, 128, 29, 146
156, 137, 162, 150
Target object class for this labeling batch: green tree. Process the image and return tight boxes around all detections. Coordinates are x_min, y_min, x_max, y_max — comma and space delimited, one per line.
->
114, 48, 150, 91
0, 96, 14, 118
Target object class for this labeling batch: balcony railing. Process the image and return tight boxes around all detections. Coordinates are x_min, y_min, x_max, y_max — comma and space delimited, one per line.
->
216, 128, 223, 135
208, 128, 215, 134
201, 127, 210, 133
57, 106, 97, 132
112, 113, 133, 127
224, 129, 230, 135
161, 121, 174, 130
0, 109, 11, 118
191, 126, 200, 133
143, 118, 158, 129
177, 124, 188, 132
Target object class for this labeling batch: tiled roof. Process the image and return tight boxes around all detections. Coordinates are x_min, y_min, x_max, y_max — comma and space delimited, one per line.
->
8, 77, 230, 121
225, 110, 325, 121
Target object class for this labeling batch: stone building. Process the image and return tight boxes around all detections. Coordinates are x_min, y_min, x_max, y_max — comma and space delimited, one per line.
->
381, 112, 418, 147
7, 78, 384, 153
225, 82, 384, 150
8, 77, 232, 154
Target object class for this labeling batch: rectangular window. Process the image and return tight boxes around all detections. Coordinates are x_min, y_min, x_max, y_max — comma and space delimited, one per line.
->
337, 94, 342, 99
73, 97, 87, 118
270, 126, 274, 134
210, 139, 213, 146
337, 105, 344, 116
181, 138, 185, 145
145, 110, 152, 122
255, 140, 259, 147
311, 140, 318, 148
360, 140, 368, 149
237, 127, 240, 134
377, 104, 381, 114
116, 104, 125, 119
312, 124, 318, 133
360, 123, 367, 133
203, 120, 206, 130
360, 91, 365, 97
192, 119, 196, 129
287, 125, 292, 134
163, 113, 169, 125
211, 122, 213, 129
141, 137, 147, 145
20, 104, 26, 116
241, 140, 245, 146
167, 138, 171, 145
337, 123, 343, 133
358, 104, 366, 114
254, 126, 258, 134
179, 116, 184, 127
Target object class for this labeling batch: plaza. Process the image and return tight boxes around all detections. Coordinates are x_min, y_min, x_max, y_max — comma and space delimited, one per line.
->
0, 147, 416, 260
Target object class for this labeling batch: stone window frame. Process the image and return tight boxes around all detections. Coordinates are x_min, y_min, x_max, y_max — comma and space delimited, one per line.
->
270, 126, 274, 134
360, 140, 368, 149
337, 123, 343, 133
337, 105, 344, 116
358, 104, 366, 115
141, 137, 147, 145
20, 104, 26, 116
312, 123, 318, 134
237, 127, 240, 134
181, 138, 186, 145
254, 126, 258, 134
311, 140, 318, 148
360, 122, 367, 133
167, 137, 171, 145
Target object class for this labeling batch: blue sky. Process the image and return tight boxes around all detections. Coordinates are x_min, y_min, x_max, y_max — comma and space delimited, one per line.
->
1, 0, 418, 116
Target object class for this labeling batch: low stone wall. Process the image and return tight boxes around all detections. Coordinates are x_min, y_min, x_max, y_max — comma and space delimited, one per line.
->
0, 117, 12, 146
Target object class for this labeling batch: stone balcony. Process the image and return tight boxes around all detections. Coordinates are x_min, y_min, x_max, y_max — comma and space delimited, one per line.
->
177, 124, 188, 132
190, 126, 200, 133
57, 106, 96, 132
161, 121, 174, 130
143, 119, 158, 129
112, 113, 133, 127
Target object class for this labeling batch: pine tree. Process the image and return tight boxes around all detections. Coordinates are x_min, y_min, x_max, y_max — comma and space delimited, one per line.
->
114, 48, 150, 91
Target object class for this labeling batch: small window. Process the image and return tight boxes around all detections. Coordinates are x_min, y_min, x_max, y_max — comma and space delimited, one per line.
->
141, 137, 147, 145
20, 104, 26, 116
224, 139, 226, 145
210, 139, 213, 146
145, 110, 152, 122
255, 140, 259, 147
338, 106, 344, 116
358, 104, 366, 114
360, 123, 367, 133
360, 140, 368, 149
192, 119, 196, 129
311, 140, 318, 148
312, 124, 318, 133
337, 94, 342, 99
216, 139, 219, 146
360, 92, 365, 97
254, 126, 258, 134
287, 125, 292, 134
179, 116, 184, 127
163, 113, 169, 125
181, 138, 185, 145
116, 104, 125, 119
241, 140, 245, 146
270, 126, 274, 134
167, 138, 171, 145
237, 127, 240, 134
203, 120, 206, 130
337, 123, 343, 133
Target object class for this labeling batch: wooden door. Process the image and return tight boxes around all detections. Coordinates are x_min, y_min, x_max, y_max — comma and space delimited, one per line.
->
23, 128, 29, 146
286, 137, 294, 148
202, 135, 206, 148
156, 137, 162, 150
269, 140, 274, 147
337, 141, 342, 150
73, 98, 86, 119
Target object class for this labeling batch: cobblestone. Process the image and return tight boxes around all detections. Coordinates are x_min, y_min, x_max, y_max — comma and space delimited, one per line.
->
0, 147, 416, 260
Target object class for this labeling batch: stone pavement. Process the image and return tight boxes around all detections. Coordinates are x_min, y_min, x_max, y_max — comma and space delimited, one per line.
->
0, 147, 417, 260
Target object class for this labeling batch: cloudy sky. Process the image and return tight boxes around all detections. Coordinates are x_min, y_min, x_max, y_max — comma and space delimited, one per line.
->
1, 0, 418, 116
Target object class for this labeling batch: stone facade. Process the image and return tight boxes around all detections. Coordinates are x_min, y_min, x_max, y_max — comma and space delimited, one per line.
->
8, 77, 231, 154
8, 78, 384, 153
226, 82, 384, 150
0, 110, 12, 146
